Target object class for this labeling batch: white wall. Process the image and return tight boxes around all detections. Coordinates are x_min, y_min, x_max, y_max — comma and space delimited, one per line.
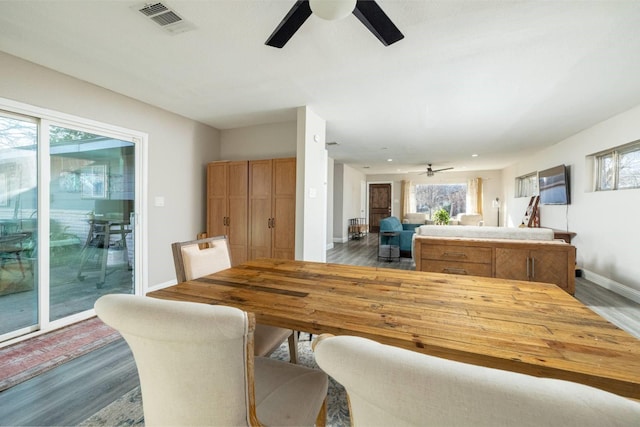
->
366, 170, 503, 226
326, 158, 334, 249
332, 163, 367, 242
296, 106, 327, 262
502, 104, 640, 300
0, 51, 220, 289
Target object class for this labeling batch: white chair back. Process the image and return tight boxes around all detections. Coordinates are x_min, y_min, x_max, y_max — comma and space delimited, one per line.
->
95, 294, 254, 426
313, 334, 640, 427
172, 235, 231, 282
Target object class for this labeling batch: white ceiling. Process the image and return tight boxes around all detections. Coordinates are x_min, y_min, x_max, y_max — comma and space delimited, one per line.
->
1, 1, 640, 174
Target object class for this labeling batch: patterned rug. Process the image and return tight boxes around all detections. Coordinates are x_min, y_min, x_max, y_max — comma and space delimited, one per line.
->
0, 316, 121, 392
80, 334, 351, 426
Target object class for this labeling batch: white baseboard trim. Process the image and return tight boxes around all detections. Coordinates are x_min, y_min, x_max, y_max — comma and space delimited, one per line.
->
326, 242, 334, 250
581, 269, 640, 304
145, 279, 177, 294
333, 236, 348, 244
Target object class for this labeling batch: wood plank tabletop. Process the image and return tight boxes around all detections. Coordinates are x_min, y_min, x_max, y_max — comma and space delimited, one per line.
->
148, 258, 640, 399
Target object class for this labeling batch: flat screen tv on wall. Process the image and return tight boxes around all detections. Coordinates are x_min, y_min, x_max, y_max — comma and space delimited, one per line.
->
538, 164, 570, 205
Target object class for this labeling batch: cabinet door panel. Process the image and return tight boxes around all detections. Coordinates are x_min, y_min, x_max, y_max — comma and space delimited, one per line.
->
272, 158, 296, 259
207, 163, 228, 237
495, 248, 529, 281
531, 250, 568, 289
249, 160, 272, 259
227, 162, 248, 265
272, 197, 295, 259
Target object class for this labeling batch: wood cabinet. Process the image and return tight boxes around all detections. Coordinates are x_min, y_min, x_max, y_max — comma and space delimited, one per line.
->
495, 246, 571, 292
249, 158, 296, 260
207, 161, 249, 265
208, 158, 296, 264
414, 236, 576, 294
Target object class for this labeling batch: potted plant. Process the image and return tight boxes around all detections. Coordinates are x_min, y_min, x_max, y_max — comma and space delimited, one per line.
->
433, 208, 450, 225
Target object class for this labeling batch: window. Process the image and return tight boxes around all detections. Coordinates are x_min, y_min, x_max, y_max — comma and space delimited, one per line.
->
515, 172, 538, 198
594, 141, 640, 191
414, 183, 466, 219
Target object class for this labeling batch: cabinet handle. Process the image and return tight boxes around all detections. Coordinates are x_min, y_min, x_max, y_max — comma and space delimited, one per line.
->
526, 257, 530, 279
271, 217, 275, 228
443, 267, 468, 275
443, 252, 467, 258
227, 217, 230, 227
531, 257, 535, 279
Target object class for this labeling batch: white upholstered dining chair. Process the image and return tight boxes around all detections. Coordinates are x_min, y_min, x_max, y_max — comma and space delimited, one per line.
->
313, 334, 640, 427
95, 294, 328, 426
171, 235, 298, 363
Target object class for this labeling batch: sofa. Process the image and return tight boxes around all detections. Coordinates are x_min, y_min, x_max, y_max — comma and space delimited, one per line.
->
449, 213, 484, 226
379, 216, 420, 258
415, 225, 553, 240
403, 212, 431, 224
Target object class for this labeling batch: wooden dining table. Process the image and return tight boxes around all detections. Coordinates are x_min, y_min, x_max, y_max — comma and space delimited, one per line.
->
148, 258, 640, 400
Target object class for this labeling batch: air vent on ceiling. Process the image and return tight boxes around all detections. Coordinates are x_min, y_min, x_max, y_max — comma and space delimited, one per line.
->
134, 2, 195, 34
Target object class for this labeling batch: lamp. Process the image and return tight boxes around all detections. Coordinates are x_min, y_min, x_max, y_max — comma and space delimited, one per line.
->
492, 197, 500, 226
310, 0, 357, 20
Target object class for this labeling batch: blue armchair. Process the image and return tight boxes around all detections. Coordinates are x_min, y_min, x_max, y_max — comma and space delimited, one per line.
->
379, 217, 420, 258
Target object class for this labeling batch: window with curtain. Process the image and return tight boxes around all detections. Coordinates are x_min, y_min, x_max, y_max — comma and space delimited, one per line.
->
414, 183, 466, 219
515, 172, 538, 197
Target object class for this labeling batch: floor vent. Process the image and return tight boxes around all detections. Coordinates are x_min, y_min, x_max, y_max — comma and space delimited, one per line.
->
134, 2, 195, 34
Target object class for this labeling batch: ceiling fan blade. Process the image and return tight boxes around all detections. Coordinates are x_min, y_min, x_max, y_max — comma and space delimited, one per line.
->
432, 167, 454, 173
265, 0, 312, 48
352, 0, 404, 46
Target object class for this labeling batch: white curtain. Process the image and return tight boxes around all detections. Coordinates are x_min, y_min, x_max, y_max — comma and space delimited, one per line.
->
401, 180, 412, 219
467, 177, 483, 215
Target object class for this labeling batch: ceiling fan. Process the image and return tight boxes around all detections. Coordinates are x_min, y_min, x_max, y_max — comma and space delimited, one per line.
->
265, 0, 404, 48
420, 164, 454, 177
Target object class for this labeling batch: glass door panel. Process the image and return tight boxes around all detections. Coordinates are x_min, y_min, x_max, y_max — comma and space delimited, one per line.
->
49, 126, 135, 321
0, 114, 38, 337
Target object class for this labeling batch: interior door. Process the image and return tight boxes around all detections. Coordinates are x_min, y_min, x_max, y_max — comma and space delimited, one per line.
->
369, 183, 391, 233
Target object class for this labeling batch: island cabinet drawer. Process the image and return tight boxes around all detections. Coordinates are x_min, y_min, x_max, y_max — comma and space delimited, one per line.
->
423, 260, 492, 277
421, 245, 492, 264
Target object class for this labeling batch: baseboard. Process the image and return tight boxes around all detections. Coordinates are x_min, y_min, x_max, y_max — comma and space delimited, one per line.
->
333, 236, 348, 244
145, 279, 177, 294
581, 269, 640, 304
326, 242, 334, 250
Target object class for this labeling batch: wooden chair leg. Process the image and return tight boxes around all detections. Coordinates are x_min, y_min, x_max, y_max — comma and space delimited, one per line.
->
315, 398, 327, 427
288, 331, 298, 364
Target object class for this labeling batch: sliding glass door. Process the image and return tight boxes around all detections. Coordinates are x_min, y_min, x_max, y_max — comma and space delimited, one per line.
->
0, 107, 141, 342
0, 113, 38, 336
49, 125, 135, 321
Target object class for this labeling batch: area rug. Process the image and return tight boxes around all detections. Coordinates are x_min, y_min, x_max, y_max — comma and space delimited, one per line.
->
80, 333, 351, 427
0, 316, 121, 392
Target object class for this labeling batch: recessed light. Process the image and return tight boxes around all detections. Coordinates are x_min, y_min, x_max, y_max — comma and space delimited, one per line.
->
363, 166, 370, 169
471, 154, 479, 157
387, 159, 393, 162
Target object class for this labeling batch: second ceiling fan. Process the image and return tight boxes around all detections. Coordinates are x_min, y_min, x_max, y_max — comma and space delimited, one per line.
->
420, 164, 454, 177
265, 0, 404, 48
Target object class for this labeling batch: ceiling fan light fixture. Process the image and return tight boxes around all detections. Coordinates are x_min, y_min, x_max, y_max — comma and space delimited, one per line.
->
309, 0, 356, 20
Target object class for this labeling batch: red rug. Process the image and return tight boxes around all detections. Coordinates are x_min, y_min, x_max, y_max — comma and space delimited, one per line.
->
0, 316, 121, 392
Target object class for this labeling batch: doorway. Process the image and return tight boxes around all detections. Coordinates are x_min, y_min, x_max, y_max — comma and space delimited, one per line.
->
0, 107, 142, 343
368, 183, 391, 233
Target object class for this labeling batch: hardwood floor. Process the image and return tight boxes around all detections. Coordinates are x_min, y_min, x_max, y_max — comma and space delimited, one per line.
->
0, 232, 638, 426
